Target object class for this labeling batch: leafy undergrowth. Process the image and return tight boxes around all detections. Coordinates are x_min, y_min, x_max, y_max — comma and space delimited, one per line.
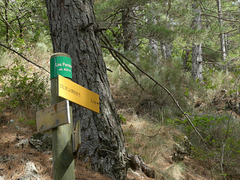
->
111, 81, 227, 179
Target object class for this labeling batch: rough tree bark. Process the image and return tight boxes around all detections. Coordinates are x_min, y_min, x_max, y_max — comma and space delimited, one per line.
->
191, 2, 203, 81
45, 0, 127, 179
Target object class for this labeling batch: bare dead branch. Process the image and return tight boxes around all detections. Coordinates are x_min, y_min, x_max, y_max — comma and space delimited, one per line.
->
0, 43, 50, 74
100, 32, 144, 91
201, 13, 239, 23
101, 45, 209, 149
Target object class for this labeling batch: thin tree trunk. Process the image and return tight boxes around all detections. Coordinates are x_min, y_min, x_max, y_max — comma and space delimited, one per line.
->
149, 37, 160, 63
239, 0, 240, 41
161, 42, 172, 60
122, 6, 139, 63
192, 2, 203, 81
192, 44, 203, 81
148, 16, 161, 64
17, 16, 23, 39
216, 0, 227, 72
4, 0, 9, 43
45, 0, 127, 179
161, 0, 172, 61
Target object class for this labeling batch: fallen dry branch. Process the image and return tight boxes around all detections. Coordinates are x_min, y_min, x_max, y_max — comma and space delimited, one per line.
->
128, 154, 155, 178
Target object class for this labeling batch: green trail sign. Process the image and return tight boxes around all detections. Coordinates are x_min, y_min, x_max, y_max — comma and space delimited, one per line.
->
50, 53, 72, 79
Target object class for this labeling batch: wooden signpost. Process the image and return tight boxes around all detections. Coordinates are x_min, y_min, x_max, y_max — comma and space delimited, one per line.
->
36, 100, 70, 132
36, 53, 100, 180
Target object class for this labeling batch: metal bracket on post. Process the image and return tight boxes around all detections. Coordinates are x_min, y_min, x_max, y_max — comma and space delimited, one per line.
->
72, 120, 81, 155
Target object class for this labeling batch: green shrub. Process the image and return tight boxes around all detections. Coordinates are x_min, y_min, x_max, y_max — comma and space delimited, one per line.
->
0, 60, 50, 114
169, 113, 240, 177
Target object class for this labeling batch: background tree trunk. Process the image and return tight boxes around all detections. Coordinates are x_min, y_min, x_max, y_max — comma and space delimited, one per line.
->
161, 42, 172, 60
4, 0, 9, 43
191, 2, 203, 81
149, 37, 160, 62
216, 0, 227, 72
122, 6, 139, 63
147, 16, 161, 65
45, 0, 127, 179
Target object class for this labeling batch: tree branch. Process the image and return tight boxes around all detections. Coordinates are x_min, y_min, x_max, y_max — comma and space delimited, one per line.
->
0, 43, 50, 74
201, 13, 239, 23
101, 45, 209, 149
100, 32, 144, 91
0, 11, 17, 34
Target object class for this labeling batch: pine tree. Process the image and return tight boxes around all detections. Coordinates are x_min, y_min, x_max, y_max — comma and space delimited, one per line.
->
45, 0, 127, 179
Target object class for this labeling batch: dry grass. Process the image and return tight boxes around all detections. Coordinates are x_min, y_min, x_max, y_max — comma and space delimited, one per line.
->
120, 107, 219, 180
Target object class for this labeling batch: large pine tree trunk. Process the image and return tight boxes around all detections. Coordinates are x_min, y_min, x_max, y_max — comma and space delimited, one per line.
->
45, 0, 127, 179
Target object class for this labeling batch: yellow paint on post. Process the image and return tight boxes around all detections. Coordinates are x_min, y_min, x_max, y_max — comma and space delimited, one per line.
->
58, 75, 100, 113
36, 100, 70, 132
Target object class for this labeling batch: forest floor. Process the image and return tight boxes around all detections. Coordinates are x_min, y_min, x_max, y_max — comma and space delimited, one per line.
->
0, 112, 216, 180
0, 88, 236, 180
0, 112, 154, 180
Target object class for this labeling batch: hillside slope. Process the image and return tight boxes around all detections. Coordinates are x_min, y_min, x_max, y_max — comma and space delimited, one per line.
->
0, 93, 221, 180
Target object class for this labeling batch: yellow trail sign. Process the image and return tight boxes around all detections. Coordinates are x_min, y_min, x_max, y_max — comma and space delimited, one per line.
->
58, 75, 100, 113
